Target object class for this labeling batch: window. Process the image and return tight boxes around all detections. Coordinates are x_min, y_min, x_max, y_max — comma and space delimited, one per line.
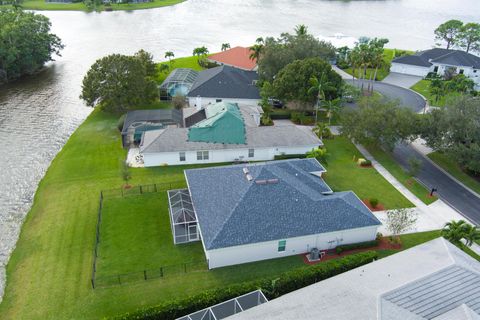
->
216, 99, 222, 103
433, 66, 439, 73
197, 151, 209, 160
248, 149, 254, 158
179, 152, 186, 162
459, 69, 464, 74
278, 240, 286, 252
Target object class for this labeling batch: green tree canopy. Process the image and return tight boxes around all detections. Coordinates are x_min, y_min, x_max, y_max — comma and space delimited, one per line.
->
0, 9, 64, 84
272, 57, 342, 109
80, 51, 157, 112
434, 19, 463, 49
340, 96, 418, 150
419, 96, 480, 174
459, 22, 480, 53
256, 27, 336, 81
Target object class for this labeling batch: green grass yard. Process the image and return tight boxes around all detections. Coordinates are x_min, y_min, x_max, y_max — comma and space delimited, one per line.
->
343, 48, 413, 81
155, 55, 206, 84
410, 79, 461, 107
3, 0, 185, 12
322, 137, 413, 209
428, 151, 480, 195
0, 106, 417, 319
366, 145, 437, 205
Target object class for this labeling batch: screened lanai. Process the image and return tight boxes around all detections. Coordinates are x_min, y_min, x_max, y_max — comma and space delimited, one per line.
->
159, 68, 199, 100
167, 189, 199, 244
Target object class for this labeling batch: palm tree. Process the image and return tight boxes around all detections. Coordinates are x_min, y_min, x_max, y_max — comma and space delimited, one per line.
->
429, 79, 445, 104
322, 98, 342, 126
255, 37, 264, 44
464, 224, 480, 246
306, 147, 328, 165
308, 73, 335, 124
192, 46, 209, 57
442, 220, 468, 245
249, 43, 263, 61
164, 51, 174, 61
221, 43, 231, 51
312, 122, 328, 140
294, 24, 308, 37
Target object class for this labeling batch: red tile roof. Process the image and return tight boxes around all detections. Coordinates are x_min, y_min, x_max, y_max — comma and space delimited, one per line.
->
208, 46, 257, 70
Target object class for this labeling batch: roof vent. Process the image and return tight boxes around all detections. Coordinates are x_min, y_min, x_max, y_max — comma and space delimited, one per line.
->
267, 179, 279, 184
246, 174, 253, 181
243, 167, 249, 174
255, 179, 267, 185
255, 179, 279, 185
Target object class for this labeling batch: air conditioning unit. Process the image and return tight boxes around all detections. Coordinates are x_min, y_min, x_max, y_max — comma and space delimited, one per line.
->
310, 248, 320, 261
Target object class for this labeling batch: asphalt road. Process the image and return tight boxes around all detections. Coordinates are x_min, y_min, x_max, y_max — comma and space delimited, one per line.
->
392, 144, 480, 225
345, 79, 426, 112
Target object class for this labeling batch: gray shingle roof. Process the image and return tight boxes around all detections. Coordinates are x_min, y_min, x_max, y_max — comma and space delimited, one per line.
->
187, 65, 261, 99
184, 159, 381, 250
382, 265, 480, 319
392, 48, 480, 69
140, 125, 322, 153
121, 109, 183, 134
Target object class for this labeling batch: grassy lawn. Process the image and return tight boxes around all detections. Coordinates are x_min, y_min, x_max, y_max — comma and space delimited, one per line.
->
410, 79, 461, 107
343, 48, 413, 81
322, 137, 413, 209
96, 192, 207, 282
6, 0, 185, 12
0, 106, 419, 318
155, 55, 206, 84
366, 145, 437, 205
428, 151, 480, 195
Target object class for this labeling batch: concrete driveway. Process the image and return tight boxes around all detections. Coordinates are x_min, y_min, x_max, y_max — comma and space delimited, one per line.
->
382, 72, 423, 88
345, 79, 426, 112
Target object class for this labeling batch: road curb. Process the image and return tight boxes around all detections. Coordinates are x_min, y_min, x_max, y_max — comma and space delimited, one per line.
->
409, 143, 480, 201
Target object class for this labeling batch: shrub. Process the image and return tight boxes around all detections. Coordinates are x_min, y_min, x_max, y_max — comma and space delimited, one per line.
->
117, 114, 126, 132
369, 198, 379, 208
274, 154, 307, 160
261, 115, 273, 126
376, 232, 383, 241
335, 240, 379, 255
270, 110, 291, 120
113, 251, 378, 320
360, 159, 372, 167
172, 96, 186, 109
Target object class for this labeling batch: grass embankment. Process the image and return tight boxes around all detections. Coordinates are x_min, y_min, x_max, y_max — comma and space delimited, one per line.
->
428, 151, 480, 195
366, 145, 437, 205
155, 55, 206, 83
0, 105, 416, 318
5, 0, 185, 12
322, 137, 413, 209
410, 79, 461, 107
343, 48, 413, 81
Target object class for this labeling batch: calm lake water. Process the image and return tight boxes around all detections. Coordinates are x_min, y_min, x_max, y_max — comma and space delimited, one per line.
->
0, 0, 479, 298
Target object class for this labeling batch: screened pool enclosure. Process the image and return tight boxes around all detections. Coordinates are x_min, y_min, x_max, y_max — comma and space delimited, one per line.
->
159, 68, 199, 100
167, 189, 199, 244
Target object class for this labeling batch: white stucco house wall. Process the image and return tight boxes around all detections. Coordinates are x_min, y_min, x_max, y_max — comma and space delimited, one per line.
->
390, 48, 480, 89
175, 159, 382, 269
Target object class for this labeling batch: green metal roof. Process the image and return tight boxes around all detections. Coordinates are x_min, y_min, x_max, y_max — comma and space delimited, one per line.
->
188, 102, 246, 144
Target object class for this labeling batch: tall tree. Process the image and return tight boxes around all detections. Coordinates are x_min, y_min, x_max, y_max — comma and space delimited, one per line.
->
419, 96, 480, 174
164, 51, 175, 61
192, 46, 209, 57
434, 19, 463, 49
272, 57, 342, 110
221, 43, 231, 51
249, 43, 264, 61
0, 9, 64, 84
80, 52, 157, 112
134, 49, 156, 78
256, 27, 336, 81
385, 208, 418, 243
458, 22, 480, 53
294, 24, 308, 36
340, 96, 418, 150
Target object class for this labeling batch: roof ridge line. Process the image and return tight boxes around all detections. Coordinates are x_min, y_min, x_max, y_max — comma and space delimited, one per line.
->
141, 129, 168, 152
208, 167, 262, 248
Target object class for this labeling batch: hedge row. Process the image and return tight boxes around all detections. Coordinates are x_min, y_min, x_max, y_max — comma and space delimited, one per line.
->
113, 251, 378, 320
335, 240, 379, 254
274, 154, 307, 160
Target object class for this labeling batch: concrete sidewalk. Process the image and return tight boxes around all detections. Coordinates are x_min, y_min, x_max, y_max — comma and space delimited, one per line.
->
355, 144, 465, 236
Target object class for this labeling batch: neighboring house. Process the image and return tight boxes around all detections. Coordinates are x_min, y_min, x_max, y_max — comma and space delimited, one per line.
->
391, 48, 480, 88
139, 103, 321, 166
229, 237, 480, 320
170, 158, 381, 269
158, 68, 199, 100
207, 46, 257, 71
121, 109, 183, 148
187, 65, 261, 109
